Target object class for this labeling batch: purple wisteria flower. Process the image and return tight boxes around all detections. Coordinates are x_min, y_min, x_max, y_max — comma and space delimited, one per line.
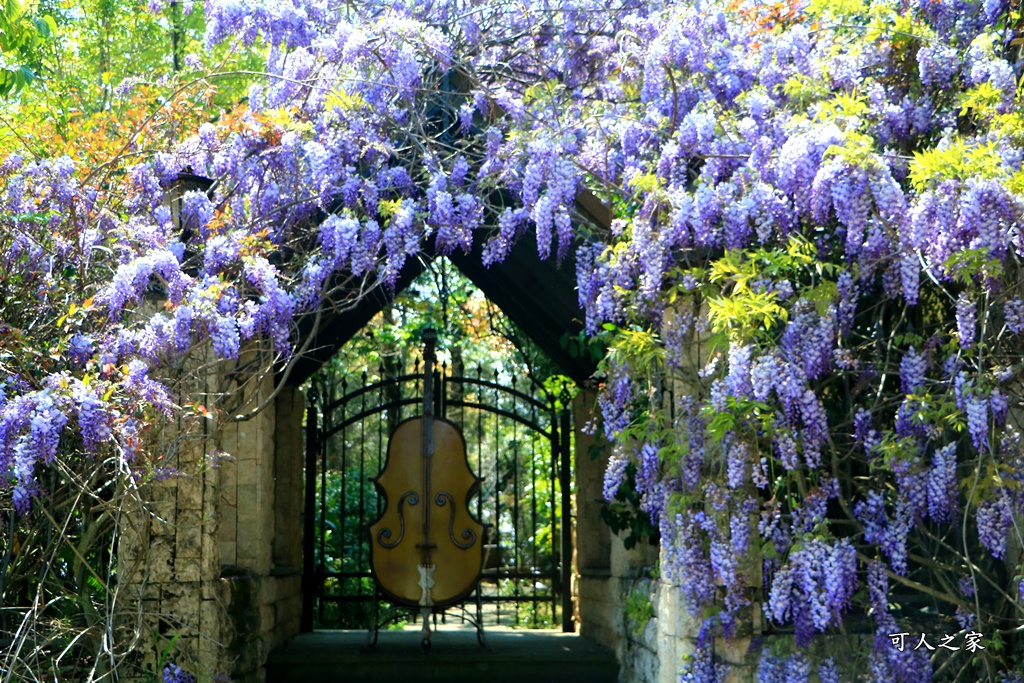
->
73, 382, 112, 452
69, 333, 94, 367
977, 490, 1014, 559
164, 664, 196, 683
726, 343, 753, 398
661, 512, 716, 616
1004, 297, 1024, 333
817, 658, 839, 683
956, 293, 976, 348
598, 366, 634, 439
603, 447, 628, 501
766, 538, 857, 645
966, 394, 989, 452
781, 301, 834, 381
679, 646, 719, 683
3, 6, 1024, 681
899, 347, 927, 394
926, 443, 958, 523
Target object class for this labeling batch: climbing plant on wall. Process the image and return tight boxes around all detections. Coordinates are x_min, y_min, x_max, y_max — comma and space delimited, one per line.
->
2, 0, 1024, 680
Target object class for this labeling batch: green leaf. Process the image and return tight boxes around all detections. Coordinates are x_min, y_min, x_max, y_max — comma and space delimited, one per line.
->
782, 74, 830, 110
957, 82, 1004, 117
909, 139, 1004, 192
42, 14, 57, 38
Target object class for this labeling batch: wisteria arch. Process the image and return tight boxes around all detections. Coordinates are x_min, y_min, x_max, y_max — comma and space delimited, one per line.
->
2, 0, 1024, 680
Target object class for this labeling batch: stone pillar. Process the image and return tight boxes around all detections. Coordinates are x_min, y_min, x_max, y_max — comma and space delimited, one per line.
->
572, 389, 615, 648
215, 368, 280, 683
117, 433, 233, 681
269, 383, 304, 649
119, 351, 296, 683
611, 531, 660, 683
571, 388, 665, 683
654, 299, 763, 682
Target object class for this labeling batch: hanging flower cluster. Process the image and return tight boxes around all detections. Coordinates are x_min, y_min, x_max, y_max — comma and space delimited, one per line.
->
2, 0, 1024, 680
555, 0, 1024, 679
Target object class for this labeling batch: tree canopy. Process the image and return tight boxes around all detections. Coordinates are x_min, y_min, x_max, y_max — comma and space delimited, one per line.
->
1, 0, 1024, 680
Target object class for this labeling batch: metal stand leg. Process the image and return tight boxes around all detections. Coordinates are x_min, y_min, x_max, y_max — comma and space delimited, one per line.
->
475, 584, 488, 647
420, 607, 433, 650
366, 583, 380, 649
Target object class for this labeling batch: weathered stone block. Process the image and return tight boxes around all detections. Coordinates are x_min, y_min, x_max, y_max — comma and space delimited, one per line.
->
149, 537, 175, 581
573, 389, 612, 576
278, 574, 301, 597
657, 578, 702, 639
220, 423, 239, 464
203, 461, 221, 494
151, 498, 177, 536
238, 456, 259, 486
258, 604, 275, 634
610, 532, 656, 580
176, 557, 202, 583
639, 613, 658, 652
220, 457, 238, 508
220, 498, 237, 545
621, 632, 658, 683
236, 523, 264, 568
177, 474, 204, 511
176, 507, 203, 559
716, 635, 753, 666
257, 420, 275, 478
151, 482, 177, 502
236, 484, 257, 520
284, 597, 302, 624
220, 541, 237, 567
201, 523, 220, 579
722, 664, 753, 683
236, 426, 255, 461
161, 582, 201, 632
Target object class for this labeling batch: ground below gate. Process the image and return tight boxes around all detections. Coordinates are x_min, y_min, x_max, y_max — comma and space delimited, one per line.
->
265, 626, 618, 683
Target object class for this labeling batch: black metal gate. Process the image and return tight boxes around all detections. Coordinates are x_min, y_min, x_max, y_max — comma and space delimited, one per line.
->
301, 357, 573, 632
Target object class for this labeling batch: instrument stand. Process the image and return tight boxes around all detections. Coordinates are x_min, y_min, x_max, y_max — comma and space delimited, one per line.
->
365, 583, 380, 649
364, 582, 489, 651
472, 582, 488, 647
420, 607, 433, 650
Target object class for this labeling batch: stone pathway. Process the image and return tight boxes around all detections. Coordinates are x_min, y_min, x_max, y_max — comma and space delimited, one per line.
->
265, 625, 618, 683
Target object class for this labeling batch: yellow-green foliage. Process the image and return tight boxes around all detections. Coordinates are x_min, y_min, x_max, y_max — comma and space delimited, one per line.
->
909, 139, 1005, 192
783, 74, 830, 110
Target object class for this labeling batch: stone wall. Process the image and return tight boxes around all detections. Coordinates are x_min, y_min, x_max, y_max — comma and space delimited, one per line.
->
119, 368, 306, 683
215, 378, 305, 682
612, 534, 661, 683
573, 496, 764, 683
116, 352, 232, 681
569, 301, 892, 683
571, 389, 665, 683
573, 389, 616, 649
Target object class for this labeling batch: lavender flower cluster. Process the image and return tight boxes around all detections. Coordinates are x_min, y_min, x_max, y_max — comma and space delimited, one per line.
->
163, 664, 196, 683
4, 0, 1024, 676
766, 538, 857, 645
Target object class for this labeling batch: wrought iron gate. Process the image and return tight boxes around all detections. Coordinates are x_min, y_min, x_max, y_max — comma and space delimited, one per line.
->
301, 357, 573, 632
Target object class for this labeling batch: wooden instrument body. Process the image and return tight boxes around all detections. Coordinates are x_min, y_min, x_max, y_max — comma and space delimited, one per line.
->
369, 415, 486, 608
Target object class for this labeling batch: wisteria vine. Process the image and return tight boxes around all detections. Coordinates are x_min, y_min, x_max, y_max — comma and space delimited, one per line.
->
2, 0, 1024, 680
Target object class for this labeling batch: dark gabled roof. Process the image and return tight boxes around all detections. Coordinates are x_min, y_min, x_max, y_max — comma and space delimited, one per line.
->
285, 192, 612, 386
171, 174, 609, 386
286, 225, 599, 386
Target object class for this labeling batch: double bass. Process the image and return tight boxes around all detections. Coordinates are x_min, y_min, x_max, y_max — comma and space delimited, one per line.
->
369, 329, 486, 647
